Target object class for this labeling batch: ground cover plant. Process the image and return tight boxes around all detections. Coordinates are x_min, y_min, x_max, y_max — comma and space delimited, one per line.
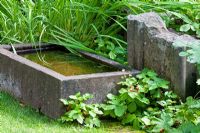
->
60, 69, 200, 132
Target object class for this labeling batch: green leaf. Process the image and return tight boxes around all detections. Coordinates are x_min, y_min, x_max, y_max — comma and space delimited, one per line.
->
179, 51, 189, 57
114, 105, 127, 117
69, 94, 78, 100
186, 96, 200, 109
196, 30, 200, 37
192, 23, 199, 30
83, 93, 93, 100
119, 88, 127, 94
151, 112, 174, 132
103, 105, 115, 110
107, 94, 116, 100
128, 92, 137, 99
109, 51, 116, 59
69, 110, 78, 118
195, 13, 200, 20
60, 99, 69, 105
114, 47, 125, 54
176, 122, 200, 133
133, 118, 140, 130
141, 116, 151, 126
122, 114, 136, 125
136, 96, 150, 105
180, 24, 191, 32
106, 42, 115, 50
77, 114, 84, 124
127, 102, 137, 113
152, 90, 161, 98
93, 118, 101, 127
149, 83, 158, 90
93, 107, 103, 115
89, 111, 96, 118
147, 71, 157, 77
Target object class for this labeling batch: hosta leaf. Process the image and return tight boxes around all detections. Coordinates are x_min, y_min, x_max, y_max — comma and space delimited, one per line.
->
180, 24, 191, 32
114, 105, 127, 117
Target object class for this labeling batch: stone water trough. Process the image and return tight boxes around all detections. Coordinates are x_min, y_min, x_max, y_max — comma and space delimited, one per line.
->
0, 12, 199, 119
0, 44, 138, 118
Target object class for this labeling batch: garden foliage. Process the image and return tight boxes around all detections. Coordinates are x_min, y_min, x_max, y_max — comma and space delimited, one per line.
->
0, 0, 200, 63
60, 69, 200, 132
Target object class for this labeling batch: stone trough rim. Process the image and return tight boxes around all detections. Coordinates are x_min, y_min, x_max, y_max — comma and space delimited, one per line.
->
0, 43, 136, 81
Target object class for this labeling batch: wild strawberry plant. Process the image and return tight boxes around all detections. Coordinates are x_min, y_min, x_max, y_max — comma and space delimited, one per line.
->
60, 69, 200, 132
60, 92, 103, 128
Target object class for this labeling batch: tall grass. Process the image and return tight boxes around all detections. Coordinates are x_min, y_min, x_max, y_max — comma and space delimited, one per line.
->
0, 0, 47, 43
0, 0, 199, 63
47, 0, 129, 61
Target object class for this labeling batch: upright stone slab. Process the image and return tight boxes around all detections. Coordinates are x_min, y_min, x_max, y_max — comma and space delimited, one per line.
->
127, 12, 198, 99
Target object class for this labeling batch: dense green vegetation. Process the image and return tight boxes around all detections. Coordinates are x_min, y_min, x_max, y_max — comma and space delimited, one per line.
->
0, 0, 199, 63
61, 69, 200, 133
0, 0, 200, 132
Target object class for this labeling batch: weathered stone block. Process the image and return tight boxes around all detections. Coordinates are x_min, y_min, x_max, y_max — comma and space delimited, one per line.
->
128, 12, 198, 99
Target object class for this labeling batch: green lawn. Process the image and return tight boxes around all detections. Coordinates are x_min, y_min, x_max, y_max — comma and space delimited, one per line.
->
0, 92, 141, 133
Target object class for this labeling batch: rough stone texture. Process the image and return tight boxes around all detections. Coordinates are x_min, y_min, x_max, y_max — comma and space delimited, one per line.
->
0, 47, 139, 118
128, 12, 198, 99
